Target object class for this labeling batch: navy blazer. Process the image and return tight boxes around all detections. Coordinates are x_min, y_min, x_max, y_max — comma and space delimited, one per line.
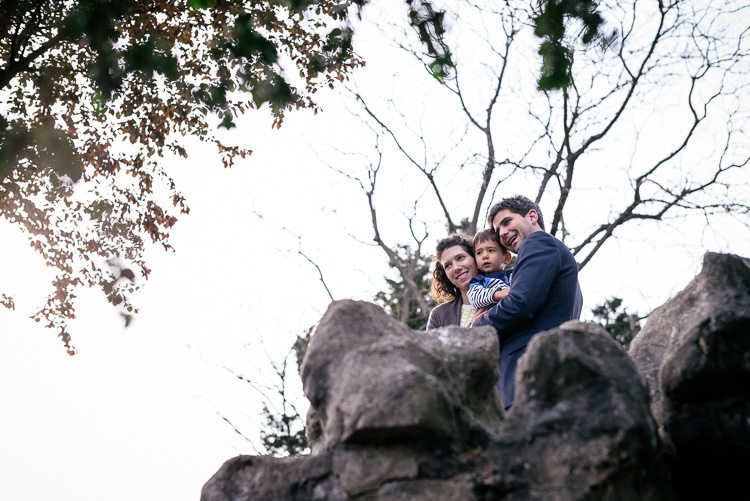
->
474, 231, 583, 408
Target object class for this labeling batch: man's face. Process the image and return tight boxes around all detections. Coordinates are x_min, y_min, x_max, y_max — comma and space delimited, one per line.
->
492, 209, 539, 253
474, 240, 511, 274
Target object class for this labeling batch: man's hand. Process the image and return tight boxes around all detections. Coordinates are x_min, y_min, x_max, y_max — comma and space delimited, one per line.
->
471, 305, 492, 324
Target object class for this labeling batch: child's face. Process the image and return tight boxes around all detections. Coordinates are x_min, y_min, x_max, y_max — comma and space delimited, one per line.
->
475, 240, 509, 274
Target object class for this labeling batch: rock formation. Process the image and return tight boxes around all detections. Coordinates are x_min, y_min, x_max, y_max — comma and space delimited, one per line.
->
629, 252, 750, 498
202, 252, 749, 500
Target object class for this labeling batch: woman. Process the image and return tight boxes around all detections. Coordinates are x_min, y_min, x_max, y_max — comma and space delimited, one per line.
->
426, 233, 480, 329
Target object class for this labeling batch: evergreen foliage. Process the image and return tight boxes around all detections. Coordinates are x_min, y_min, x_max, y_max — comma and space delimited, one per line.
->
293, 326, 313, 374
591, 297, 642, 348
257, 326, 313, 456
375, 246, 434, 330
259, 403, 308, 456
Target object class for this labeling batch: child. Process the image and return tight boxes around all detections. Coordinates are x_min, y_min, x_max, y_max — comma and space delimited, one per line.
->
468, 229, 513, 324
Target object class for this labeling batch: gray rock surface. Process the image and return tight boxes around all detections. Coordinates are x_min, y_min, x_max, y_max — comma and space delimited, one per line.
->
629, 253, 750, 419
629, 252, 750, 496
200, 452, 345, 501
203, 255, 750, 500
475, 322, 670, 500
300, 300, 505, 453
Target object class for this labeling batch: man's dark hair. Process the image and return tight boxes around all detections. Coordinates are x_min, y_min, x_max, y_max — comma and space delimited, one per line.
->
473, 229, 508, 254
487, 195, 545, 231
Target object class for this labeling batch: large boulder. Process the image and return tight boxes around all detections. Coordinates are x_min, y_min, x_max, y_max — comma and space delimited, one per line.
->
204, 252, 750, 500
202, 300, 506, 501
300, 300, 505, 453
203, 303, 673, 500
200, 452, 345, 501
474, 322, 671, 501
629, 252, 750, 495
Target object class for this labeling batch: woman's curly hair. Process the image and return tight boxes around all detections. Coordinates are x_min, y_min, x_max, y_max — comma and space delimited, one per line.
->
430, 233, 475, 303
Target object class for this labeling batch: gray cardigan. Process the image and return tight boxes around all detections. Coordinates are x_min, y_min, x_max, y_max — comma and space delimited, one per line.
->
426, 297, 464, 330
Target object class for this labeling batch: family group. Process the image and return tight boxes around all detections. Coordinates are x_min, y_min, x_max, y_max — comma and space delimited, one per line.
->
426, 195, 583, 410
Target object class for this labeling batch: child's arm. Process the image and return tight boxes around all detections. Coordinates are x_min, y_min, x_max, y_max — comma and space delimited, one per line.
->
467, 277, 509, 309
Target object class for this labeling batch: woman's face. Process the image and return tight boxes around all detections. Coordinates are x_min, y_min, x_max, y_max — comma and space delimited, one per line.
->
439, 244, 479, 292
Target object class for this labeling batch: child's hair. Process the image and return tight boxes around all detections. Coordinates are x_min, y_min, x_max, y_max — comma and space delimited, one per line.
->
473, 229, 508, 255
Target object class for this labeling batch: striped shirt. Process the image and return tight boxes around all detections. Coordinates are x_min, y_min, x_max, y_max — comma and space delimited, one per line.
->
467, 269, 513, 309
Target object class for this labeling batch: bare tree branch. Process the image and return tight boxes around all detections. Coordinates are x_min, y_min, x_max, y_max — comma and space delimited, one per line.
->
353, 92, 458, 232
252, 211, 335, 302
320, 0, 749, 322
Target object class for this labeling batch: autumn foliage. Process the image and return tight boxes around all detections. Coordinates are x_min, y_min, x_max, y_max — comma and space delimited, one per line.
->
0, 0, 363, 353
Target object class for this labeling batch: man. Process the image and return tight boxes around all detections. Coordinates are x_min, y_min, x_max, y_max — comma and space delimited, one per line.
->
474, 195, 583, 409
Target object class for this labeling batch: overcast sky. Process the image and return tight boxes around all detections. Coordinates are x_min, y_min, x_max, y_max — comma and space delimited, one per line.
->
2, 2, 749, 500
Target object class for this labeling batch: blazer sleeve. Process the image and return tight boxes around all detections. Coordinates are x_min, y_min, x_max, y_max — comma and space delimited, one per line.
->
473, 233, 561, 339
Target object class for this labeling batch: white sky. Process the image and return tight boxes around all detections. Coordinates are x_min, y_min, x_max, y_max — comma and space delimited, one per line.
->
2, 2, 749, 500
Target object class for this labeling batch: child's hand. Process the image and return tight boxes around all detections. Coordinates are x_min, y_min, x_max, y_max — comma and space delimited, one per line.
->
492, 287, 510, 302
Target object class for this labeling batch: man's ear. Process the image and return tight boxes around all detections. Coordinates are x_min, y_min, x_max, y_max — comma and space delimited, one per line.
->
527, 209, 538, 225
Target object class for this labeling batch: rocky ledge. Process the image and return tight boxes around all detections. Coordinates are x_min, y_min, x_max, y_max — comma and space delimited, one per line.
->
202, 252, 750, 500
